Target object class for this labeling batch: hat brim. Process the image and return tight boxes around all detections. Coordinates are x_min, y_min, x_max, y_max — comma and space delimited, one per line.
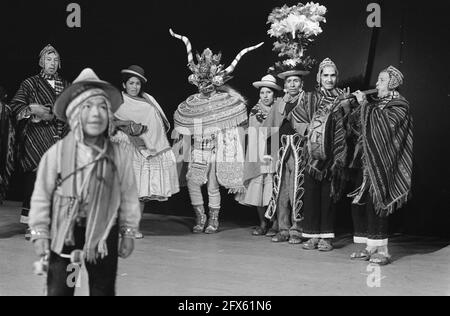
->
54, 80, 123, 122
277, 70, 310, 80
252, 81, 282, 91
121, 69, 147, 83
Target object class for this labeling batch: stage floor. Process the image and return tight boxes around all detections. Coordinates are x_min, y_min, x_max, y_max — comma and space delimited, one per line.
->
0, 201, 449, 296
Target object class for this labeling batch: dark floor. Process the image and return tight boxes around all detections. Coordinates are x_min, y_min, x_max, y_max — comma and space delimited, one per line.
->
0, 200, 449, 296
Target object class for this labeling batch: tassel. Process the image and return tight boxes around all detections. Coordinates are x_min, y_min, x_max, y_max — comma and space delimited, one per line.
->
97, 239, 108, 259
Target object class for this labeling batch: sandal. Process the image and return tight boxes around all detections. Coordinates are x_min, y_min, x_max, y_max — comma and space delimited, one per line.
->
271, 232, 289, 242
318, 239, 334, 252
134, 231, 144, 239
302, 238, 319, 250
252, 226, 268, 236
369, 253, 391, 266
25, 228, 32, 241
350, 250, 370, 261
288, 235, 302, 244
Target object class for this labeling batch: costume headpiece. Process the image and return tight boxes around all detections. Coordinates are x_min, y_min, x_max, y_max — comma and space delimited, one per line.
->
169, 29, 263, 94
382, 65, 404, 90
267, 2, 327, 79
316, 57, 338, 84
38, 44, 61, 69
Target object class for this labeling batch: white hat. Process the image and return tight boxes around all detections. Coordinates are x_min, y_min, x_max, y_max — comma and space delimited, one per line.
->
54, 68, 123, 121
252, 74, 282, 91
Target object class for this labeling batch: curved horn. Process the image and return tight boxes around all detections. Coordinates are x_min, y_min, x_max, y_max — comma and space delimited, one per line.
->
224, 42, 264, 74
169, 28, 194, 65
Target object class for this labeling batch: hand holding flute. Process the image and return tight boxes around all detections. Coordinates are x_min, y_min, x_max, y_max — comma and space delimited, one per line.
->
337, 88, 378, 112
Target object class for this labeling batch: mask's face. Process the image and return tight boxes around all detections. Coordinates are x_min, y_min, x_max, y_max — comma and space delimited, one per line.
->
81, 96, 109, 137
285, 76, 302, 96
376, 72, 391, 97
259, 87, 275, 106
43, 53, 59, 75
199, 82, 215, 96
123, 76, 142, 97
320, 66, 337, 90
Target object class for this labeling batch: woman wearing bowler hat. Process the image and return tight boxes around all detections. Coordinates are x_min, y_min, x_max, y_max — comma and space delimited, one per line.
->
237, 74, 281, 236
111, 65, 179, 238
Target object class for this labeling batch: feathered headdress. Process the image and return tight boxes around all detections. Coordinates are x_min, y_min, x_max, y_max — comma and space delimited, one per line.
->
169, 29, 263, 94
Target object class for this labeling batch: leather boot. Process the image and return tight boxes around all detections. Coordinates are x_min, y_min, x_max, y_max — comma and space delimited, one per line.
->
205, 207, 220, 234
193, 205, 207, 233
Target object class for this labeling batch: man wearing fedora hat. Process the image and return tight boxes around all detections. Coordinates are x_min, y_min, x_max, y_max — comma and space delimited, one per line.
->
28, 68, 141, 295
262, 67, 309, 244
9, 44, 69, 236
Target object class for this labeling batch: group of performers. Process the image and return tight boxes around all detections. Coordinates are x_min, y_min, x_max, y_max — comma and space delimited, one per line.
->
0, 28, 412, 294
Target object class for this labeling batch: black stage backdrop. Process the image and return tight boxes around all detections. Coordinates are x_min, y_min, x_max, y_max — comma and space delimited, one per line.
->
0, 0, 448, 237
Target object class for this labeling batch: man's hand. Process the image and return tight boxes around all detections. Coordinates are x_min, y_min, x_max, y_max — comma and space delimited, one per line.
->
262, 155, 273, 164
342, 87, 351, 98
41, 113, 55, 121
119, 237, 134, 259
33, 239, 49, 257
29, 104, 50, 117
352, 90, 367, 105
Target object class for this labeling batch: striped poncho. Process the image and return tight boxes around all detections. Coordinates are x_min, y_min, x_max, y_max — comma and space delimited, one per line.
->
361, 92, 413, 215
10, 74, 69, 172
292, 88, 347, 199
352, 91, 413, 216
0, 102, 14, 201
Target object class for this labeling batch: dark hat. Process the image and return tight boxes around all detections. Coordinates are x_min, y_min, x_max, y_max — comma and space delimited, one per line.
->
121, 65, 147, 83
277, 69, 310, 80
54, 68, 123, 121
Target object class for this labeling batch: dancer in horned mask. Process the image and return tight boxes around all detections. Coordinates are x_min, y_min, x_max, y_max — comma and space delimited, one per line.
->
170, 29, 263, 234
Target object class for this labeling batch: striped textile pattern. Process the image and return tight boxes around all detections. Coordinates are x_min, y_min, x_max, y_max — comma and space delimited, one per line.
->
0, 103, 15, 201
9, 74, 69, 171
292, 88, 347, 181
360, 93, 413, 215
